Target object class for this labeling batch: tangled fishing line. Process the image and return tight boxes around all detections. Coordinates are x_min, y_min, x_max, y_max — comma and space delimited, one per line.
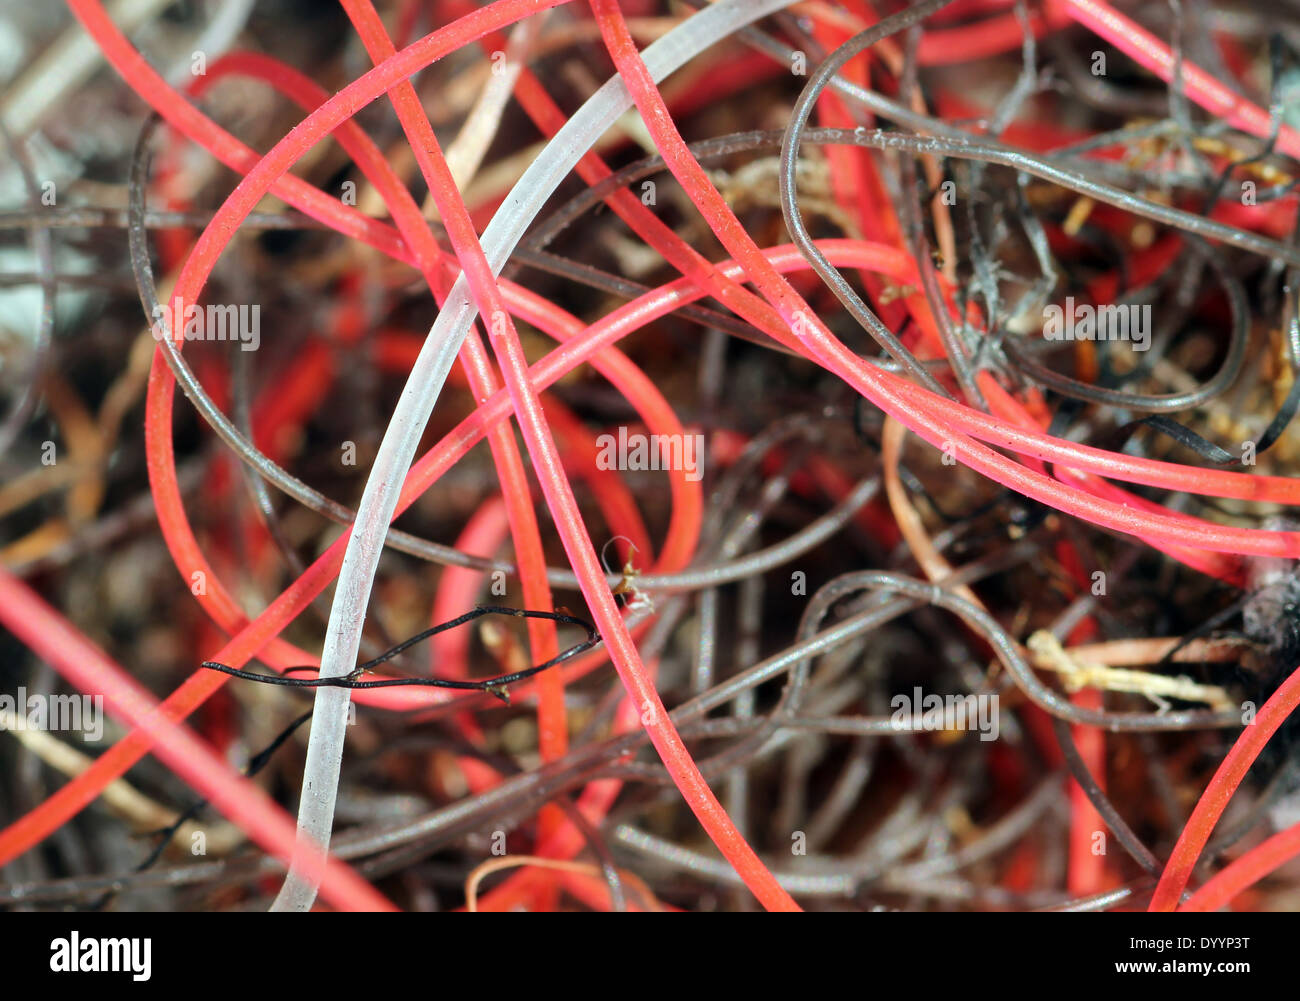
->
2, 0, 1300, 914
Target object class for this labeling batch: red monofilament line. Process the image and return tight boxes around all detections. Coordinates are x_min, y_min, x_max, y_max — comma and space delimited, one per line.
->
0, 568, 393, 912
1057, 0, 1300, 159
1181, 819, 1300, 911
1150, 663, 1300, 911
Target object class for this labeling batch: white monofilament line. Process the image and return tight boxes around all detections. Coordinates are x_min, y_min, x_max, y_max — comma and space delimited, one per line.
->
271, 0, 802, 911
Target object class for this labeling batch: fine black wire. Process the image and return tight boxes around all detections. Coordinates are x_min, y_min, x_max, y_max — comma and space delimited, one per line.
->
1122, 380, 1300, 468
1156, 600, 1253, 671
88, 710, 315, 911
201, 606, 601, 705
